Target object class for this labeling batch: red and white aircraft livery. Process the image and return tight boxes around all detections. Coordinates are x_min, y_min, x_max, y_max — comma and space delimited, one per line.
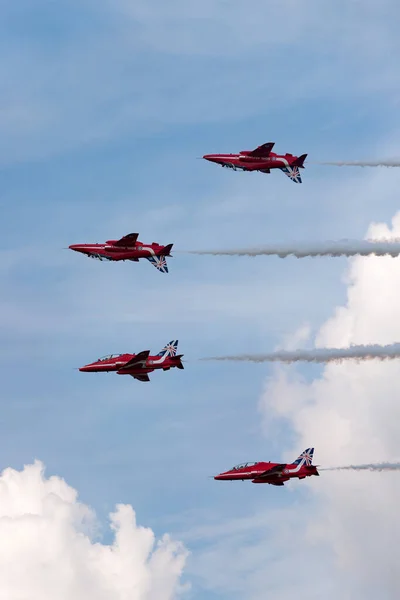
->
214, 448, 318, 486
69, 232, 173, 273
203, 142, 307, 183
79, 340, 183, 382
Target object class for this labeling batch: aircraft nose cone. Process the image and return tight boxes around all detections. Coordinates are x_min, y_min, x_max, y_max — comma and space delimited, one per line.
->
203, 155, 220, 164
69, 244, 84, 252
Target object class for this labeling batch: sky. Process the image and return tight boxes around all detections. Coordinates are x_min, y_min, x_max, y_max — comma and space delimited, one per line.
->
2, 0, 400, 598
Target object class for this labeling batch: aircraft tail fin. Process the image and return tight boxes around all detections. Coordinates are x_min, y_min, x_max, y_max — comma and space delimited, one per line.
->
146, 255, 169, 273
292, 153, 307, 168
280, 166, 302, 183
156, 340, 178, 358
293, 448, 314, 466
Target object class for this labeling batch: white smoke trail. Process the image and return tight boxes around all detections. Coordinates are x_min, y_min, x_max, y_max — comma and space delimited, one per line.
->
186, 239, 400, 258
201, 343, 400, 364
320, 462, 400, 472
315, 160, 400, 167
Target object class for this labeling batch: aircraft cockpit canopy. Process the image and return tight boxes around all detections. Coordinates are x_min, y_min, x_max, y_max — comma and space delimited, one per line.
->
97, 353, 123, 362
231, 462, 258, 470
89, 253, 113, 261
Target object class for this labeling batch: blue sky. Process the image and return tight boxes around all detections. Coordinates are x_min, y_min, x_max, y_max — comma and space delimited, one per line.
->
2, 1, 400, 598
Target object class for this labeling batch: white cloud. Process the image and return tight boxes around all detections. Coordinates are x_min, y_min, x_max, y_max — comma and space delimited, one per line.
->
259, 211, 400, 598
0, 460, 188, 600
181, 504, 339, 600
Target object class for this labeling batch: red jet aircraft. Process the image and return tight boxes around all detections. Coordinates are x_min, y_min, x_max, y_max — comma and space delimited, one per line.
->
214, 448, 318, 486
203, 142, 307, 183
69, 232, 173, 273
79, 340, 183, 382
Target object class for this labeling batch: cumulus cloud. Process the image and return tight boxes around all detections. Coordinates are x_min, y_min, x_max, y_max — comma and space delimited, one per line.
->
259, 211, 400, 599
0, 460, 188, 600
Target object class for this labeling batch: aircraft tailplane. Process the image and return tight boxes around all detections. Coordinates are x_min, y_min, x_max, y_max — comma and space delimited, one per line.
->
161, 243, 173, 256
304, 464, 320, 476
174, 354, 184, 369
292, 153, 307, 168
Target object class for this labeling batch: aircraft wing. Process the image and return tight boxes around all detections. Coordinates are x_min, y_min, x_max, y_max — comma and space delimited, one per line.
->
118, 350, 150, 371
248, 142, 275, 158
257, 463, 287, 478
113, 233, 139, 247
130, 373, 150, 382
